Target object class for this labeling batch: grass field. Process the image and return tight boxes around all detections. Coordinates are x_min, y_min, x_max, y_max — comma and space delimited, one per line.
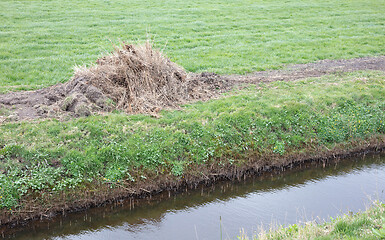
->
0, 0, 384, 92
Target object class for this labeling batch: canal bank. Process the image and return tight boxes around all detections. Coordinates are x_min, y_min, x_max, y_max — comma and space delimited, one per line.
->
3, 151, 385, 239
1, 71, 385, 231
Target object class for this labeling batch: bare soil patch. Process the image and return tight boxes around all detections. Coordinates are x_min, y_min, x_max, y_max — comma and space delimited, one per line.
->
0, 51, 384, 122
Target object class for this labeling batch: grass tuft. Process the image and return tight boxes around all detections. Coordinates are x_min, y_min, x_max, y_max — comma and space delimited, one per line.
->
248, 201, 385, 240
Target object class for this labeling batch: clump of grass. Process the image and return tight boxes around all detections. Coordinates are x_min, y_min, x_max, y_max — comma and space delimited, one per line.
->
0, 71, 385, 210
241, 201, 385, 240
372, 216, 385, 239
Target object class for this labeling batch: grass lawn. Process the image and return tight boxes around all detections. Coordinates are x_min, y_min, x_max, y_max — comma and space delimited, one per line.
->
0, 0, 384, 92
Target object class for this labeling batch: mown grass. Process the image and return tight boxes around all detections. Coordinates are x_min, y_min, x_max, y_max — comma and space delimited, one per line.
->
0, 0, 384, 93
1, 71, 385, 209
240, 201, 385, 240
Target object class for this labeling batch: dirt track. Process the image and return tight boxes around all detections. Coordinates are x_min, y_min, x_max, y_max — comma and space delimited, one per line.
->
0, 56, 384, 122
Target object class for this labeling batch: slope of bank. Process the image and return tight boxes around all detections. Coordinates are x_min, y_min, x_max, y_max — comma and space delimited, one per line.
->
242, 201, 385, 240
1, 70, 385, 228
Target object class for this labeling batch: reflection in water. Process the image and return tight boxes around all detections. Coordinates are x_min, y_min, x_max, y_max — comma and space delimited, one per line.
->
3, 153, 385, 240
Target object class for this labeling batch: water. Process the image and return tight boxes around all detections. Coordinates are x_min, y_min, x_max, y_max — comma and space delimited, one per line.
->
3, 153, 385, 240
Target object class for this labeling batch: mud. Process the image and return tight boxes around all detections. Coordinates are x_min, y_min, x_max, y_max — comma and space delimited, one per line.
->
229, 55, 385, 83
0, 56, 384, 123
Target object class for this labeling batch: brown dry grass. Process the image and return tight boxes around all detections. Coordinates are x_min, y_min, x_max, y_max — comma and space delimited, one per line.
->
73, 41, 188, 114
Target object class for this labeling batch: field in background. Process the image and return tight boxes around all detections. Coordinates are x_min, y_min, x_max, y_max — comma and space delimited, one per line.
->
0, 0, 384, 93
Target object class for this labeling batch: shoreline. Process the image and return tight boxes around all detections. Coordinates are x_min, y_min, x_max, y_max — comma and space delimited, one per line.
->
1, 137, 384, 232
251, 200, 385, 239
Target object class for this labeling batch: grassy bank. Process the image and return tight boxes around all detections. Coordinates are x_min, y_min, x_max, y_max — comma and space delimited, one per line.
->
1, 71, 385, 220
1, 0, 384, 93
239, 201, 385, 240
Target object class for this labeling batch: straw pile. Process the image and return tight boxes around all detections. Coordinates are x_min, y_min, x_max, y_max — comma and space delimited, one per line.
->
71, 41, 188, 114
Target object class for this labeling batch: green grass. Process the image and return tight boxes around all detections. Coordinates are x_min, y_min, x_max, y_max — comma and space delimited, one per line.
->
1, 71, 385, 209
0, 0, 384, 93
242, 201, 385, 240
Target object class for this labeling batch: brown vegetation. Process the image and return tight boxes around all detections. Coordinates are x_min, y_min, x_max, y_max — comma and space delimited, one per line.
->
70, 42, 188, 114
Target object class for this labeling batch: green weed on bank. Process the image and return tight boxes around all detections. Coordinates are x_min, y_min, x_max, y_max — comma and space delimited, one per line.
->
241, 201, 385, 240
0, 0, 384, 92
1, 71, 385, 209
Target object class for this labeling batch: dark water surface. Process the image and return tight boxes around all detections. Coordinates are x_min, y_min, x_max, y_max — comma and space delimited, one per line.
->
3, 153, 385, 240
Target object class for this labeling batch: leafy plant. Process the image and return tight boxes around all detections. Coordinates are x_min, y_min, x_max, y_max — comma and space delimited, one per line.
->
372, 217, 385, 239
